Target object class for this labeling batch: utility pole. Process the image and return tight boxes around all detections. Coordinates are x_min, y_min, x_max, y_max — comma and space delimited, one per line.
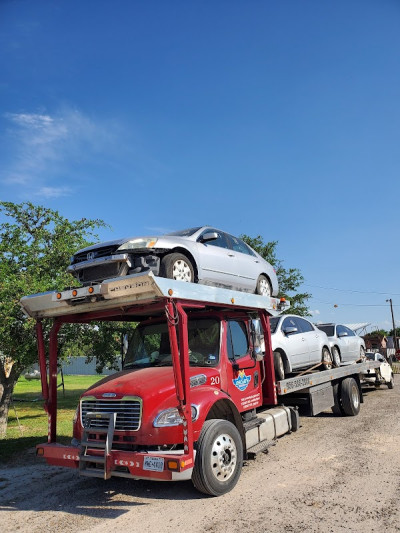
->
386, 298, 397, 364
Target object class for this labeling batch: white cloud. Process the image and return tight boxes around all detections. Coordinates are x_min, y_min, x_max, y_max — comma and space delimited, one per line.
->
2, 108, 116, 199
310, 309, 321, 316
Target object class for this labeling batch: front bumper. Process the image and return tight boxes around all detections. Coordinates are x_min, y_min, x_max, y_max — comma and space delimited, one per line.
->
36, 442, 194, 481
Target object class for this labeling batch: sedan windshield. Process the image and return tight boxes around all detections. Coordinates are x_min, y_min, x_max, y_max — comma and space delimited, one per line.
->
269, 317, 280, 334
124, 318, 220, 368
165, 227, 202, 237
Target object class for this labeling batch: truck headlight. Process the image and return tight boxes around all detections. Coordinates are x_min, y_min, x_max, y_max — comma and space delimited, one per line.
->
72, 406, 79, 424
154, 405, 199, 427
117, 238, 158, 251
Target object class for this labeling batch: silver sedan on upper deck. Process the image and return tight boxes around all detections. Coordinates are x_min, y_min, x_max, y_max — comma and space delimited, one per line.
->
67, 226, 279, 296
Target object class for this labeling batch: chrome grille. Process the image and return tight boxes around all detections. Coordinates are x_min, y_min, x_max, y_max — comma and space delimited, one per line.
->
73, 245, 119, 264
81, 398, 142, 431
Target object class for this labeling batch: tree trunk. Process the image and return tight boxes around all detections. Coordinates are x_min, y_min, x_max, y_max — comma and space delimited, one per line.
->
0, 362, 20, 438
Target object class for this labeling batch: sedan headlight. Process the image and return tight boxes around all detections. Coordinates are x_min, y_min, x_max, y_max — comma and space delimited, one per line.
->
117, 238, 158, 251
154, 405, 199, 427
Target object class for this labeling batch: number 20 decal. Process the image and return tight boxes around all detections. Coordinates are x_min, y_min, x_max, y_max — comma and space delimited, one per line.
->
211, 376, 220, 386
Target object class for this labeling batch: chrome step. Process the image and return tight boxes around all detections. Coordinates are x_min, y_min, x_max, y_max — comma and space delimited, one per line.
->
79, 411, 116, 480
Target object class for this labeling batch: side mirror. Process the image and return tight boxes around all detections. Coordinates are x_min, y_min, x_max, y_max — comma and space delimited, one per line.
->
122, 333, 129, 356
283, 326, 298, 335
201, 231, 218, 243
253, 346, 264, 361
338, 332, 348, 338
251, 319, 265, 355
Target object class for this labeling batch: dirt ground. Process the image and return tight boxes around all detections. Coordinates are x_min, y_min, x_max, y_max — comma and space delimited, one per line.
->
1, 382, 399, 533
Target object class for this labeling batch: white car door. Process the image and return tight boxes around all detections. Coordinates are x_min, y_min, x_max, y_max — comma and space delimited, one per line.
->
278, 316, 310, 370
336, 325, 352, 362
297, 317, 321, 365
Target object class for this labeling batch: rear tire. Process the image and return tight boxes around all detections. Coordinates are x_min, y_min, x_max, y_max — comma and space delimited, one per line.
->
387, 375, 394, 389
160, 253, 194, 283
332, 347, 341, 368
256, 275, 272, 297
273, 351, 285, 381
340, 377, 361, 416
321, 347, 333, 371
331, 382, 345, 415
192, 419, 243, 496
359, 346, 366, 361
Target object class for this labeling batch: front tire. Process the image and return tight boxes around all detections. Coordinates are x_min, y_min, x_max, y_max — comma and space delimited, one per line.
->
160, 253, 194, 283
359, 346, 366, 361
192, 419, 243, 496
387, 375, 394, 389
273, 351, 285, 381
256, 275, 272, 297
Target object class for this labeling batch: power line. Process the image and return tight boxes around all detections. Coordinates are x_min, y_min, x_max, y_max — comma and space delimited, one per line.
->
304, 283, 400, 296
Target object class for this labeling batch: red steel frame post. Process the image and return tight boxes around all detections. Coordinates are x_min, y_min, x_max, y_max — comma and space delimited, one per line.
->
259, 310, 278, 405
36, 321, 49, 410
176, 302, 194, 459
48, 320, 62, 443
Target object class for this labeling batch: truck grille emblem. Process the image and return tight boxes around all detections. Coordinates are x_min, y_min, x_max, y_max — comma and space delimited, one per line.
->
87, 252, 95, 260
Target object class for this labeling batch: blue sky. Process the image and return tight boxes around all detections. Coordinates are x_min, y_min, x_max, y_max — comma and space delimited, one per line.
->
1, 0, 399, 332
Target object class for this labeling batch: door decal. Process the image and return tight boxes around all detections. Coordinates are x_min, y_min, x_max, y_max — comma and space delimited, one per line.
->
233, 370, 251, 391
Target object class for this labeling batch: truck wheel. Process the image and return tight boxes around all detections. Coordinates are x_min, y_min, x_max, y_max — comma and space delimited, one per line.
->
359, 346, 366, 361
340, 377, 360, 416
192, 419, 243, 496
331, 382, 345, 415
256, 275, 272, 297
273, 351, 285, 381
387, 375, 394, 389
321, 348, 333, 371
332, 347, 341, 368
160, 253, 194, 283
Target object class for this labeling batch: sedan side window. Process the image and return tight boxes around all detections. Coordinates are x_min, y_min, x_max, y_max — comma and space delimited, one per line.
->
282, 317, 300, 335
199, 229, 229, 249
344, 326, 355, 337
336, 325, 345, 337
227, 320, 249, 359
296, 317, 314, 333
228, 235, 255, 256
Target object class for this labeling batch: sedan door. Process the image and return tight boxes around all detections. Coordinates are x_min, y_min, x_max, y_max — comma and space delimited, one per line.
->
296, 317, 321, 365
336, 325, 352, 362
224, 234, 260, 291
196, 229, 237, 288
278, 316, 310, 370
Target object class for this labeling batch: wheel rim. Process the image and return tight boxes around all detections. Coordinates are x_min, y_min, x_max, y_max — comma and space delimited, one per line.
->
332, 348, 340, 366
323, 349, 332, 369
351, 384, 360, 409
258, 278, 271, 296
172, 259, 192, 282
278, 357, 284, 378
210, 432, 238, 482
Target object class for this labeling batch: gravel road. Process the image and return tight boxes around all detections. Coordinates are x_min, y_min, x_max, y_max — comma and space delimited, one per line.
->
1, 382, 399, 533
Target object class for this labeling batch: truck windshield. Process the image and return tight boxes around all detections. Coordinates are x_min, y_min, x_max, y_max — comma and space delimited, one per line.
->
124, 318, 220, 368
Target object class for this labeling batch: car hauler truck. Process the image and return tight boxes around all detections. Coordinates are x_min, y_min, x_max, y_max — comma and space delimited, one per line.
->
20, 273, 380, 496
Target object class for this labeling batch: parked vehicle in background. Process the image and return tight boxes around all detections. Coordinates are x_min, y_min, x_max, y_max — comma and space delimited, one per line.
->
363, 352, 394, 389
315, 323, 366, 367
269, 315, 333, 380
67, 226, 278, 297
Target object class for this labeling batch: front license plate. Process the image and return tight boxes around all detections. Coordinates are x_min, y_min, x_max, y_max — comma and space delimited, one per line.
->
143, 456, 164, 472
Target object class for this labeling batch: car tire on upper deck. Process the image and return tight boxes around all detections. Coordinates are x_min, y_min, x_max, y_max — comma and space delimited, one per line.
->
256, 275, 272, 297
160, 253, 195, 283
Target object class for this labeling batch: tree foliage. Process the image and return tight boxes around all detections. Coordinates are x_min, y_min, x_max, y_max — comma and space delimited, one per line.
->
0, 201, 108, 436
240, 235, 311, 316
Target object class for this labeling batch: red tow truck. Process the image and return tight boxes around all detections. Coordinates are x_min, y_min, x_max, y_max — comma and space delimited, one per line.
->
20, 273, 379, 496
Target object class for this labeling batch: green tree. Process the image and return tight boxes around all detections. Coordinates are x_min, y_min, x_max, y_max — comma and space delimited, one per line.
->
0, 201, 108, 437
240, 235, 311, 316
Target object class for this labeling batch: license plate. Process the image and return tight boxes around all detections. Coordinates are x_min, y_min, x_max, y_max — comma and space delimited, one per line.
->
143, 456, 164, 472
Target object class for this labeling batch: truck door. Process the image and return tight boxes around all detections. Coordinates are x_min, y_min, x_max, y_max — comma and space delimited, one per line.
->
225, 319, 263, 412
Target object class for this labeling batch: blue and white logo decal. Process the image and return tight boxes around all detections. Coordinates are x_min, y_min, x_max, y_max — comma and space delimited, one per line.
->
233, 371, 251, 392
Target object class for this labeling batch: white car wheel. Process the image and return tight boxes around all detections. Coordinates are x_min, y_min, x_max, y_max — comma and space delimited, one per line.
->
256, 275, 272, 297
161, 253, 195, 283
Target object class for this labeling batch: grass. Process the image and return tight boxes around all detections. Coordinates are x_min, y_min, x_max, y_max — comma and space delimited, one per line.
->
1, 375, 104, 463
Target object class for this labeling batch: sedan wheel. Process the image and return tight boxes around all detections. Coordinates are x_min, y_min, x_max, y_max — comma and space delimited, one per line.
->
321, 347, 333, 370
332, 347, 341, 367
256, 275, 272, 297
160, 253, 195, 283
